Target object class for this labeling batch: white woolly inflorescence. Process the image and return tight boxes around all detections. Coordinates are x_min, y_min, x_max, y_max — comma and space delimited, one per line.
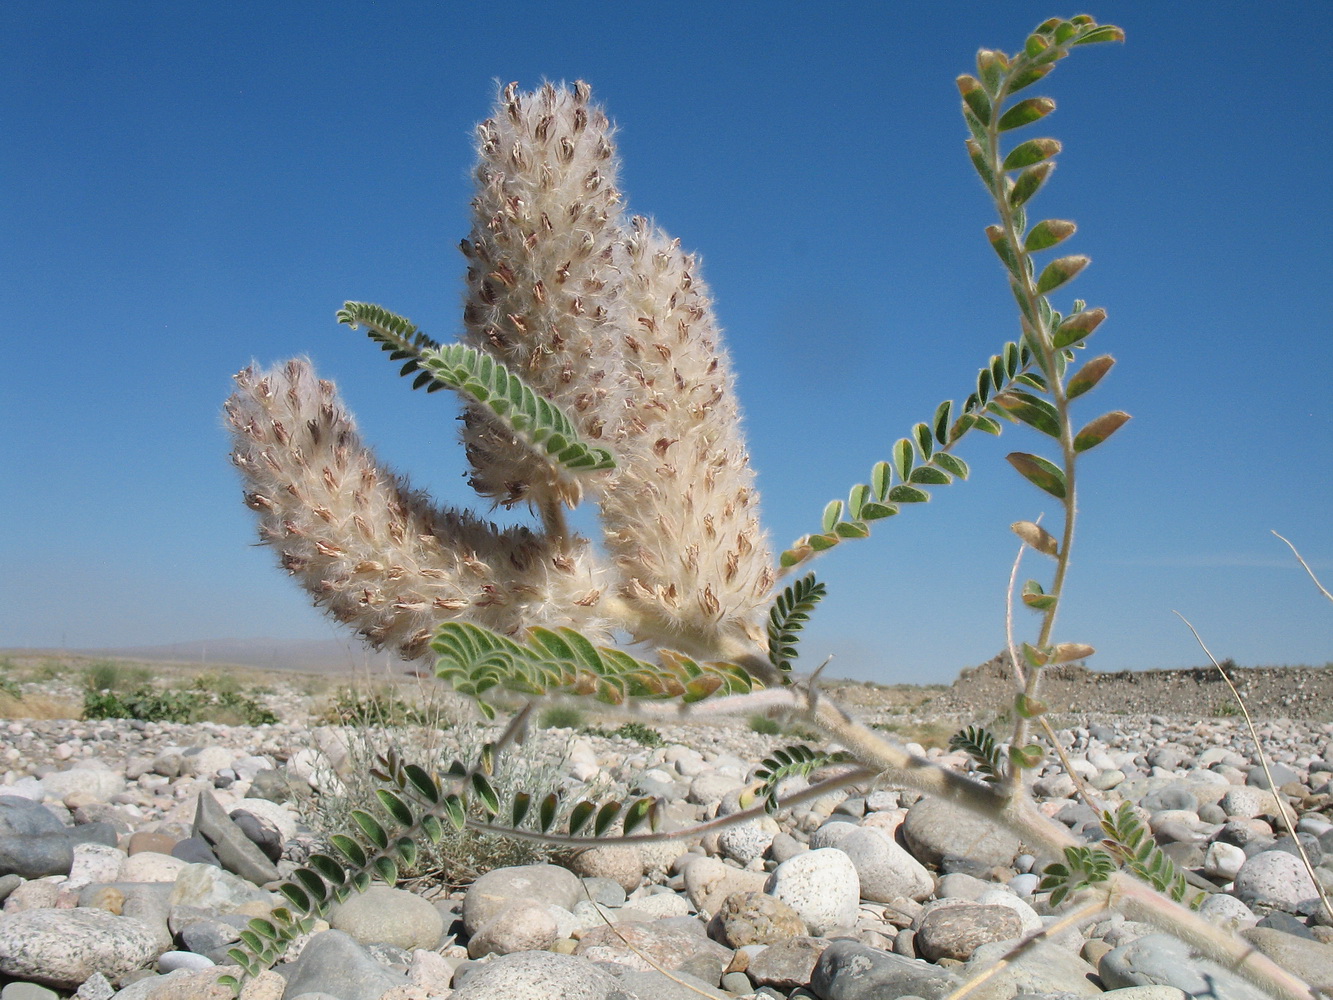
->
225, 81, 774, 664
225, 359, 612, 660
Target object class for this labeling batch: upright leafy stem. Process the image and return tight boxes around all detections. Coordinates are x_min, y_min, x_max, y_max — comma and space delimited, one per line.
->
957, 16, 1126, 783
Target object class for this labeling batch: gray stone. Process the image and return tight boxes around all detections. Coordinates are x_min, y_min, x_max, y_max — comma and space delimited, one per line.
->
462, 863, 582, 936
613, 968, 728, 1000
0, 908, 161, 988
902, 797, 1021, 871
39, 762, 124, 802
169, 835, 220, 867
277, 929, 407, 1000
764, 847, 860, 935
810, 940, 959, 1000
1247, 762, 1301, 789
466, 899, 558, 958
227, 808, 283, 863
746, 935, 828, 990
577, 919, 731, 982
1, 983, 60, 1000
1234, 849, 1322, 914
0, 798, 66, 837
565, 844, 643, 893
718, 816, 781, 865
329, 885, 444, 950
841, 826, 934, 903
916, 904, 1023, 962
191, 791, 280, 885
707, 891, 806, 947
1140, 784, 1199, 813
450, 950, 635, 999
1241, 926, 1333, 994
1099, 933, 1274, 1000
961, 939, 1102, 999
72, 972, 115, 1000
0, 832, 73, 879
168, 862, 273, 914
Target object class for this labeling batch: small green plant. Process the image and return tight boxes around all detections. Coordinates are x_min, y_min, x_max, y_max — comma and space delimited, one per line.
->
537, 704, 586, 730
83, 659, 152, 693
748, 714, 781, 736
586, 721, 664, 747
83, 682, 277, 726
220, 17, 1318, 1000
1214, 700, 1242, 717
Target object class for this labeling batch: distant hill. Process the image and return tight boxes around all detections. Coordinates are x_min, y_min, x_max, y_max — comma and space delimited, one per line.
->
5, 637, 403, 675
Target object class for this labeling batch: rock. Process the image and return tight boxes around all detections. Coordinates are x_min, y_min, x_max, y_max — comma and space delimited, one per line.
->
182, 746, 234, 779
1196, 891, 1259, 931
191, 792, 280, 885
839, 826, 934, 902
617, 890, 693, 921
466, 899, 558, 958
277, 929, 408, 999
227, 809, 283, 864
1221, 787, 1296, 824
169, 862, 273, 914
66, 842, 125, 887
1247, 762, 1302, 789
810, 939, 959, 999
462, 863, 582, 936
1234, 850, 1322, 914
683, 855, 768, 915
718, 816, 780, 865
170, 836, 220, 867
745, 935, 828, 990
612, 968, 728, 1000
707, 891, 806, 946
961, 938, 1102, 999
329, 885, 444, 950
577, 919, 731, 981
122, 851, 188, 883
450, 950, 634, 1000
1099, 933, 1274, 1000
39, 762, 124, 803
902, 797, 1021, 870
764, 848, 860, 935
0, 908, 161, 988
1202, 841, 1246, 881
0, 983, 60, 1000
688, 773, 743, 806
565, 845, 643, 893
1241, 926, 1333, 993
0, 833, 72, 879
916, 904, 1023, 962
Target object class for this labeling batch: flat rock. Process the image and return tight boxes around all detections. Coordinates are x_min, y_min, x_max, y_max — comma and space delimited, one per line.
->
277, 929, 407, 1000
0, 908, 161, 988
707, 890, 805, 947
450, 950, 636, 1000
576, 919, 731, 982
810, 939, 959, 1000
462, 863, 581, 936
191, 791, 280, 885
1099, 932, 1274, 1000
744, 935, 828, 990
902, 797, 1022, 870
916, 903, 1023, 962
329, 885, 444, 951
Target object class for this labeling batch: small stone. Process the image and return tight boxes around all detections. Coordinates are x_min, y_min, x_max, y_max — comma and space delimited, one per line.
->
450, 950, 631, 1000
764, 848, 860, 935
745, 936, 827, 991
466, 899, 558, 958
461, 863, 581, 936
707, 891, 806, 947
902, 796, 1021, 870
839, 826, 933, 903
565, 845, 643, 893
916, 903, 1023, 962
1234, 850, 1322, 914
329, 885, 444, 950
277, 929, 408, 1000
0, 908, 161, 988
1203, 841, 1246, 881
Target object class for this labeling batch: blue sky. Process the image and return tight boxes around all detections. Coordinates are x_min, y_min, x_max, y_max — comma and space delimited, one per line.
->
2, 2, 1329, 684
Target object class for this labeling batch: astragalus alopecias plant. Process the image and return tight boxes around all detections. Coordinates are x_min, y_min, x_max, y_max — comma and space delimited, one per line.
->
221, 16, 1321, 1000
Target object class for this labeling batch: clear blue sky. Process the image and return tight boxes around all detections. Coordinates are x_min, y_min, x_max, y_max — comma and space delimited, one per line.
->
3, 2, 1329, 684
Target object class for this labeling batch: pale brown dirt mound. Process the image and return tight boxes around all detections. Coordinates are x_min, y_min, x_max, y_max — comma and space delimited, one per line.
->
930, 653, 1333, 721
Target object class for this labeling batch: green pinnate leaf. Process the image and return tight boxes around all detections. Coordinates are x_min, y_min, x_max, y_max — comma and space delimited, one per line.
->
375, 789, 413, 828
1025, 219, 1076, 252
992, 391, 1061, 437
331, 835, 366, 869
998, 96, 1055, 131
892, 438, 914, 482
859, 502, 896, 521
767, 573, 826, 673
833, 519, 870, 538
887, 484, 929, 504
1009, 161, 1054, 208
847, 483, 870, 520
1053, 307, 1107, 348
470, 773, 500, 816
1067, 355, 1115, 398
1036, 254, 1089, 294
1022, 578, 1059, 611
568, 800, 596, 836
1007, 452, 1067, 498
933, 453, 968, 479
956, 74, 992, 121
1003, 137, 1061, 171
948, 725, 1005, 783
1073, 24, 1126, 45
1074, 411, 1131, 452
822, 500, 843, 534
373, 856, 398, 885
871, 461, 891, 501
908, 466, 950, 486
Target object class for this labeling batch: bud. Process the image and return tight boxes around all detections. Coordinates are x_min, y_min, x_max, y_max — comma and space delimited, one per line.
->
1011, 520, 1059, 556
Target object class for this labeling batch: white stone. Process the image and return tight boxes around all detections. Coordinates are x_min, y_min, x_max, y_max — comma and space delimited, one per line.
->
1202, 841, 1246, 881
764, 847, 860, 935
